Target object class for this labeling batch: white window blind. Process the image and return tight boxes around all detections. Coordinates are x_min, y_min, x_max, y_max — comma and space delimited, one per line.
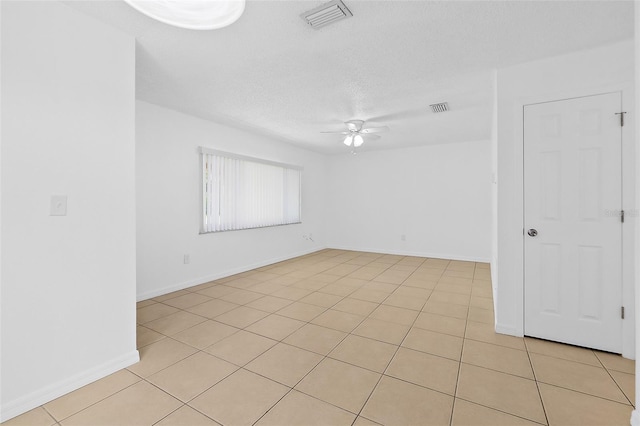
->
200, 148, 302, 233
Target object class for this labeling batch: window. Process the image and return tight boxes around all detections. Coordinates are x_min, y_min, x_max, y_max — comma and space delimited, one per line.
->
200, 148, 302, 233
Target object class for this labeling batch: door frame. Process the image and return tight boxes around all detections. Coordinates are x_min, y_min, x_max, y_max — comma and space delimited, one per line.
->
500, 82, 635, 359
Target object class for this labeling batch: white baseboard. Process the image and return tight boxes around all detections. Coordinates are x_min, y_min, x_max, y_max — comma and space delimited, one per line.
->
326, 244, 490, 263
631, 410, 640, 426
137, 246, 327, 301
0, 350, 140, 423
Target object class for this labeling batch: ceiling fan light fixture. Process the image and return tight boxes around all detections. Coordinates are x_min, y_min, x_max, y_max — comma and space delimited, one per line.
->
343, 135, 353, 146
123, 0, 245, 30
353, 134, 364, 147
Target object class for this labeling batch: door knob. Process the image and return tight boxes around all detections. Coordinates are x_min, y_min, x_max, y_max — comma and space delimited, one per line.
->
527, 229, 538, 237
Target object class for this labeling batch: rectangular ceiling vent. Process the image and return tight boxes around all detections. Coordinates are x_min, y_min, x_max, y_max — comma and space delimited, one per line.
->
430, 102, 449, 113
301, 0, 353, 30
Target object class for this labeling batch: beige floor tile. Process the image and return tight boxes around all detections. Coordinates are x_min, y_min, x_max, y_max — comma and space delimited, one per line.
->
247, 281, 287, 295
361, 375, 453, 426
381, 294, 427, 311
318, 283, 357, 297
187, 281, 216, 292
195, 284, 237, 299
539, 383, 633, 426
465, 321, 526, 350
429, 291, 471, 306
393, 285, 432, 298
386, 347, 459, 395
271, 286, 313, 301
329, 335, 397, 373
439, 276, 474, 286
44, 369, 140, 421
451, 399, 540, 426
214, 306, 270, 328
172, 320, 238, 349
255, 390, 355, 426
311, 309, 365, 333
204, 330, 277, 366
325, 264, 362, 276
471, 286, 493, 298
245, 296, 292, 312
610, 370, 635, 405
189, 369, 289, 426
137, 303, 180, 324
456, 363, 546, 424
245, 343, 323, 386
137, 299, 157, 308
310, 273, 342, 283
145, 311, 208, 336
373, 271, 410, 285
3, 407, 56, 426
422, 300, 469, 319
363, 281, 399, 293
299, 292, 343, 308
156, 406, 221, 426
153, 290, 191, 302
349, 288, 390, 303
595, 351, 636, 374
402, 276, 438, 289
332, 298, 379, 316
413, 312, 466, 337
219, 289, 264, 305
283, 324, 347, 355
245, 314, 305, 341
530, 353, 627, 403
348, 267, 387, 280
462, 339, 533, 379
525, 337, 600, 366
136, 325, 165, 348
353, 416, 382, 425
369, 305, 419, 326
186, 299, 239, 319
61, 381, 181, 426
292, 280, 328, 291
296, 358, 381, 413
434, 282, 472, 295
469, 296, 494, 310
402, 327, 463, 360
128, 338, 198, 377
467, 306, 494, 324
162, 293, 212, 309
335, 276, 370, 287
276, 302, 326, 322
147, 352, 237, 402
353, 318, 410, 345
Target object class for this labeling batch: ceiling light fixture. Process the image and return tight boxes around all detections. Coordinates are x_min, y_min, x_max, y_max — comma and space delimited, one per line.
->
123, 0, 245, 30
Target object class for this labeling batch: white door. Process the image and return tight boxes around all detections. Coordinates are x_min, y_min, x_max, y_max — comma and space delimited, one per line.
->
524, 92, 623, 353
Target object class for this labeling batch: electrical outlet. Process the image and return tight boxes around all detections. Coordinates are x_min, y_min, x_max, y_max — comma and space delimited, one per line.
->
184, 254, 190, 264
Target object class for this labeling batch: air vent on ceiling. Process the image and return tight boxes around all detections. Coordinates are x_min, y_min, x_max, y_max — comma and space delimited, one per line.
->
430, 102, 449, 113
301, 0, 352, 30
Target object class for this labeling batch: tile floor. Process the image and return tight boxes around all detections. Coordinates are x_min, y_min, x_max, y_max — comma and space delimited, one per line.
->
4, 249, 636, 426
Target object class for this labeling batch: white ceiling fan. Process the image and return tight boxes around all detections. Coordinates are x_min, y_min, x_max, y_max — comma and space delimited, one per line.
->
321, 120, 389, 153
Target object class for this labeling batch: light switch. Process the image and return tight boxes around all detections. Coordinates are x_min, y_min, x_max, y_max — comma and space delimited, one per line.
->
50, 195, 67, 216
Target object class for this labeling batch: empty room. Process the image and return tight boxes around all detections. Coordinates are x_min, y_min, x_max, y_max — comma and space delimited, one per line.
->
1, 0, 639, 425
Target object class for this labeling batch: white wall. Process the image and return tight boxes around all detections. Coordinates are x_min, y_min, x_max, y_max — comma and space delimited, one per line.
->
325, 141, 492, 262
136, 101, 326, 300
1, 1, 138, 421
495, 40, 636, 358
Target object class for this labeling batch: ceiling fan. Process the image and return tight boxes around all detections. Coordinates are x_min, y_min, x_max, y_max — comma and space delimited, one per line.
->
321, 120, 389, 153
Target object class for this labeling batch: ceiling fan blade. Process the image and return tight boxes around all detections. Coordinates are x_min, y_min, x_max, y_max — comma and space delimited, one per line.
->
345, 120, 364, 131
320, 131, 351, 135
360, 126, 389, 134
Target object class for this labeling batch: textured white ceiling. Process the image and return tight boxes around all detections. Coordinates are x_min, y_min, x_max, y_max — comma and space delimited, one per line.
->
65, 0, 634, 154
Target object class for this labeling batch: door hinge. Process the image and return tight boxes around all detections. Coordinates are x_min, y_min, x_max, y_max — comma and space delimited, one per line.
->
621, 210, 625, 223
621, 306, 625, 319
615, 112, 627, 127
